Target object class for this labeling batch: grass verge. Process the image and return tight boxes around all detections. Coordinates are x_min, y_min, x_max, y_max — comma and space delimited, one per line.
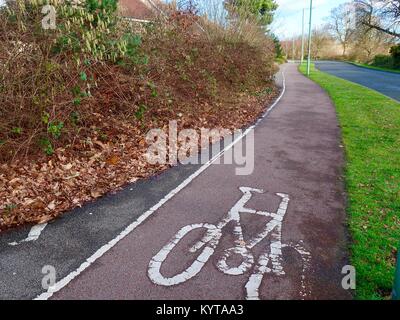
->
299, 63, 400, 300
348, 62, 400, 74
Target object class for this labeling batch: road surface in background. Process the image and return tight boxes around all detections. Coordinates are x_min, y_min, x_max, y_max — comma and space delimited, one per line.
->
315, 61, 400, 102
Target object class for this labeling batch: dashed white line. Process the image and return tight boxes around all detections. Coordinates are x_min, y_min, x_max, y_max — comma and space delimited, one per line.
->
9, 223, 48, 246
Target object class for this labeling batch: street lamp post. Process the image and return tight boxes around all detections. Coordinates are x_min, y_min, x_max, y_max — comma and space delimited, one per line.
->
301, 8, 305, 65
307, 0, 313, 76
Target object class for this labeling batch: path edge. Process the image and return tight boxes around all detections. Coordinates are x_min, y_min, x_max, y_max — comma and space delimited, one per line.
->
34, 68, 287, 300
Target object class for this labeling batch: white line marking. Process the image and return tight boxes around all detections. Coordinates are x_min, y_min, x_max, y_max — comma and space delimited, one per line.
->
34, 71, 286, 300
8, 223, 48, 246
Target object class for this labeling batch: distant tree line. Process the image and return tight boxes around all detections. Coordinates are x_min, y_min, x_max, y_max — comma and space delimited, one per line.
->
282, 1, 399, 68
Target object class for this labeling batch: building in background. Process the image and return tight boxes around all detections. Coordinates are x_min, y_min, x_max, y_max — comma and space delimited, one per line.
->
119, 0, 163, 21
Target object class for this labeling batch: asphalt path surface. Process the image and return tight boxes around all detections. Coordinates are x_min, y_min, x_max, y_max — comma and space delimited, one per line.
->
1, 64, 352, 300
315, 61, 400, 102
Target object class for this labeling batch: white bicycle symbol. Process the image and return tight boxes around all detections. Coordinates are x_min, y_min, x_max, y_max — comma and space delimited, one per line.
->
148, 187, 312, 300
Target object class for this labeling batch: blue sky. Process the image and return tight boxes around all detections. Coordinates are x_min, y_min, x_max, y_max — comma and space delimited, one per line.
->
272, 0, 348, 39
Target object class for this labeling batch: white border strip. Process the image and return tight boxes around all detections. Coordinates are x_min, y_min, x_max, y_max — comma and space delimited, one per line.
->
35, 71, 286, 300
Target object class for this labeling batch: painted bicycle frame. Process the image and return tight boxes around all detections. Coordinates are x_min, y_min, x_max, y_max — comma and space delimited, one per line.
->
148, 187, 311, 300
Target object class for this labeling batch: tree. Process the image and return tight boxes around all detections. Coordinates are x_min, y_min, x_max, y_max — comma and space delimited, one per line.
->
225, 0, 278, 26
390, 44, 400, 67
351, 24, 395, 61
176, 0, 199, 13
355, 0, 400, 38
270, 33, 284, 58
326, 2, 357, 56
311, 27, 333, 59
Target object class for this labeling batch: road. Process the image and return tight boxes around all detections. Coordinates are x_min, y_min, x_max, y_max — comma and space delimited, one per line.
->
315, 61, 400, 102
1, 64, 352, 300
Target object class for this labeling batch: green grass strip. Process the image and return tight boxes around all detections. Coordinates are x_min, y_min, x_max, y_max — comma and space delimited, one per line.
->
348, 62, 400, 75
299, 63, 400, 300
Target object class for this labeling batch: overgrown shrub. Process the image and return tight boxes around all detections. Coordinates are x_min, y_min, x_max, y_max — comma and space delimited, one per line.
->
0, 0, 278, 229
0, 0, 146, 160
371, 45, 400, 70
372, 54, 394, 68
0, 0, 276, 163
390, 44, 400, 68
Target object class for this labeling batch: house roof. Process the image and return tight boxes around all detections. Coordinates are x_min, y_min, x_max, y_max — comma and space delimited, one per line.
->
119, 0, 157, 20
